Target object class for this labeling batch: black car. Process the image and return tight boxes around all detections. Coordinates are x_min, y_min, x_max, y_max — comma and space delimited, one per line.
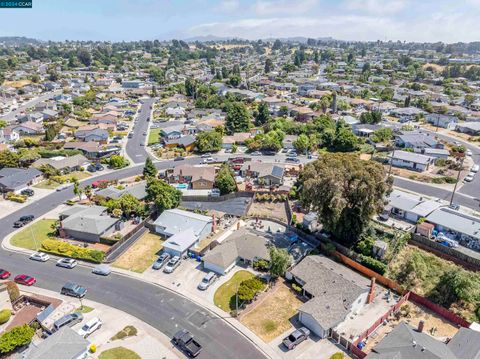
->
13, 221, 25, 228
174, 156, 185, 161
173, 329, 202, 357
20, 189, 34, 197
61, 281, 87, 298
87, 165, 97, 172
19, 215, 34, 223
286, 157, 300, 163
95, 163, 104, 171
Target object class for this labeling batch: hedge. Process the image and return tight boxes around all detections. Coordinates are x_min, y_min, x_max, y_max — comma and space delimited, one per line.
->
238, 277, 267, 302
0, 309, 11, 325
358, 254, 387, 275
5, 192, 27, 203
0, 324, 35, 354
41, 239, 105, 263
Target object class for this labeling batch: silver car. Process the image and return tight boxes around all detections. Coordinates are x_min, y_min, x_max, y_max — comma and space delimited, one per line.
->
92, 264, 111, 276
198, 272, 217, 290
163, 256, 181, 273
56, 258, 78, 269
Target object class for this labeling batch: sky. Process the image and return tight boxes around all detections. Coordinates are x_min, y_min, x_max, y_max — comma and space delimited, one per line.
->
0, 0, 479, 43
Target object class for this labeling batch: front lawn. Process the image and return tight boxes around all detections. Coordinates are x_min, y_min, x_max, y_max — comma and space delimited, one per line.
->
10, 219, 57, 250
113, 232, 164, 273
76, 305, 94, 314
99, 347, 140, 359
34, 171, 91, 190
214, 270, 255, 312
240, 281, 302, 342
148, 128, 161, 145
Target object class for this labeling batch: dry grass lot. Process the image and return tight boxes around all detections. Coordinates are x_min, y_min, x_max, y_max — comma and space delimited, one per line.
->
113, 232, 164, 273
247, 201, 288, 222
240, 281, 302, 342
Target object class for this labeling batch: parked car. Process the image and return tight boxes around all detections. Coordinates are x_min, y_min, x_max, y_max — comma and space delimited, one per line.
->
14, 274, 36, 286
466, 149, 473, 156
210, 188, 221, 197
201, 153, 212, 158
198, 272, 217, 290
13, 220, 25, 228
20, 189, 34, 197
449, 203, 460, 211
152, 253, 170, 270
250, 151, 262, 156
0, 269, 11, 279
262, 150, 277, 156
202, 157, 215, 164
128, 133, 133, 139
92, 264, 111, 276
465, 173, 475, 182
286, 157, 300, 163
29, 252, 50, 262
95, 163, 104, 171
87, 165, 97, 172
471, 164, 479, 173
174, 156, 185, 161
173, 329, 203, 357
61, 281, 87, 298
19, 215, 34, 223
163, 256, 181, 273
56, 258, 78, 269
282, 327, 310, 350
77, 317, 102, 338
53, 312, 83, 332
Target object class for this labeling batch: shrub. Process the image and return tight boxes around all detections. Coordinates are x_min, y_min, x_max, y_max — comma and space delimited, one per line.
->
41, 239, 105, 263
253, 259, 269, 271
0, 309, 11, 324
443, 176, 457, 184
238, 277, 266, 302
5, 192, 27, 203
89, 344, 97, 353
292, 283, 302, 293
0, 324, 35, 354
111, 325, 138, 341
358, 254, 387, 275
329, 353, 344, 359
5, 282, 20, 302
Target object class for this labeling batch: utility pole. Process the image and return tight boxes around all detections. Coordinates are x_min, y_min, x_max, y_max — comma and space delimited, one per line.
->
449, 155, 465, 206
235, 283, 239, 315
30, 224, 39, 251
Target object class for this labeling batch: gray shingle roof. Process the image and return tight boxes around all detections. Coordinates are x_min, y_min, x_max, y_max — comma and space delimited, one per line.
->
447, 327, 480, 359
0, 168, 42, 190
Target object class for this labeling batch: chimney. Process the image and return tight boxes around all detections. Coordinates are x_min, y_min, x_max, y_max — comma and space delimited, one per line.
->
212, 213, 216, 233
417, 320, 425, 333
367, 278, 376, 304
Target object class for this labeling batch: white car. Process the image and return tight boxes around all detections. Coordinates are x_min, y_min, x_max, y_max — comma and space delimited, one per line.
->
29, 252, 50, 262
466, 149, 473, 157
464, 173, 475, 182
77, 317, 102, 338
471, 164, 479, 173
56, 258, 78, 269
202, 157, 215, 164
163, 256, 181, 273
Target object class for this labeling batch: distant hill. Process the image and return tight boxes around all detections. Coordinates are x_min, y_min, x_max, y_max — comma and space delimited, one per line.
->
0, 36, 41, 45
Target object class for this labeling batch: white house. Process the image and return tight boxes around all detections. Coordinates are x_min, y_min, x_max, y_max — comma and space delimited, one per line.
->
389, 150, 434, 172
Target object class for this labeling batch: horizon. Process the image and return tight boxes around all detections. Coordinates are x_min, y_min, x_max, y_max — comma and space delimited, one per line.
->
0, 0, 478, 43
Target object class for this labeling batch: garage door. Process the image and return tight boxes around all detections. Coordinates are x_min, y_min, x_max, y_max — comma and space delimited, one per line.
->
299, 312, 325, 338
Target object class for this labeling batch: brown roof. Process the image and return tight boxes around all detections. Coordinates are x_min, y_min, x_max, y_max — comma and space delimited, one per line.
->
173, 165, 215, 182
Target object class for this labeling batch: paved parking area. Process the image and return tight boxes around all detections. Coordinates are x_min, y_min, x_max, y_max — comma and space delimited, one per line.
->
181, 197, 252, 217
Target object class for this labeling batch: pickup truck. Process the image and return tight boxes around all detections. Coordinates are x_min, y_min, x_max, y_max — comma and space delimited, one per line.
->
173, 329, 202, 357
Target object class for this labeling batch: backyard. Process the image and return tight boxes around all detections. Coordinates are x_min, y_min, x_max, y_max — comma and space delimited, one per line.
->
113, 231, 164, 273
214, 270, 255, 312
240, 281, 303, 342
10, 219, 57, 250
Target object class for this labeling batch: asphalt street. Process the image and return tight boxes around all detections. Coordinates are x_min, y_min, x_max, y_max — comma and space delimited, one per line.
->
126, 98, 155, 163
3, 90, 62, 122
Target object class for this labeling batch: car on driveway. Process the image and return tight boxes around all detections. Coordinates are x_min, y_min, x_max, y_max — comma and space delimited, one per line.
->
163, 256, 181, 273
56, 258, 78, 269
92, 264, 111, 276
53, 312, 83, 332
198, 272, 217, 290
29, 252, 50, 262
282, 327, 310, 350
20, 188, 34, 197
0, 269, 11, 279
61, 281, 87, 298
465, 172, 475, 182
14, 274, 36, 286
77, 317, 102, 338
152, 253, 170, 270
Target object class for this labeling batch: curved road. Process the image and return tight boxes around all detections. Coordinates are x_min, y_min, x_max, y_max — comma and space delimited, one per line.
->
0, 157, 266, 359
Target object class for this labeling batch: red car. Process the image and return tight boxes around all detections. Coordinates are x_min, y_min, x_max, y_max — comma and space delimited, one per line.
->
14, 274, 36, 286
0, 269, 11, 279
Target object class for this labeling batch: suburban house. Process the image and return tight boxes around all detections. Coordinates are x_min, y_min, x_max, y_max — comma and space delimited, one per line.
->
395, 133, 443, 151
32, 154, 90, 173
425, 207, 480, 244
424, 148, 450, 159
366, 323, 480, 359
63, 142, 121, 160
0, 167, 43, 193
10, 121, 44, 135
161, 126, 185, 140
122, 80, 144, 88
164, 135, 196, 151
153, 209, 214, 257
286, 255, 370, 338
455, 121, 480, 135
425, 113, 459, 129
95, 182, 147, 200
388, 150, 434, 172
167, 165, 216, 190
59, 205, 121, 243
20, 326, 90, 359
203, 229, 270, 275
222, 132, 251, 149
0, 128, 20, 142
74, 126, 109, 142
240, 162, 285, 185
386, 189, 443, 223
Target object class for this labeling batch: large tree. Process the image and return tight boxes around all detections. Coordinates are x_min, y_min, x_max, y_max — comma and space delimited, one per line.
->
146, 179, 181, 214
215, 164, 237, 195
255, 101, 271, 126
269, 247, 291, 278
143, 157, 157, 178
300, 153, 390, 245
225, 102, 251, 135
195, 130, 222, 153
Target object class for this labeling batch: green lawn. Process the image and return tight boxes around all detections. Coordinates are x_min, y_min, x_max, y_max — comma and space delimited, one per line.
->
76, 305, 94, 314
148, 128, 161, 145
214, 270, 255, 312
34, 180, 61, 190
10, 219, 56, 250
99, 347, 141, 359
34, 172, 92, 190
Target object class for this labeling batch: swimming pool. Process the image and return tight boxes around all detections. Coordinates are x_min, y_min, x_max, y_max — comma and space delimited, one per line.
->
176, 183, 188, 189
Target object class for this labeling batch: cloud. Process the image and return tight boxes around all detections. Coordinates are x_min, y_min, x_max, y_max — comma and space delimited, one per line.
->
343, 0, 408, 15
252, 0, 319, 15
215, 0, 241, 13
